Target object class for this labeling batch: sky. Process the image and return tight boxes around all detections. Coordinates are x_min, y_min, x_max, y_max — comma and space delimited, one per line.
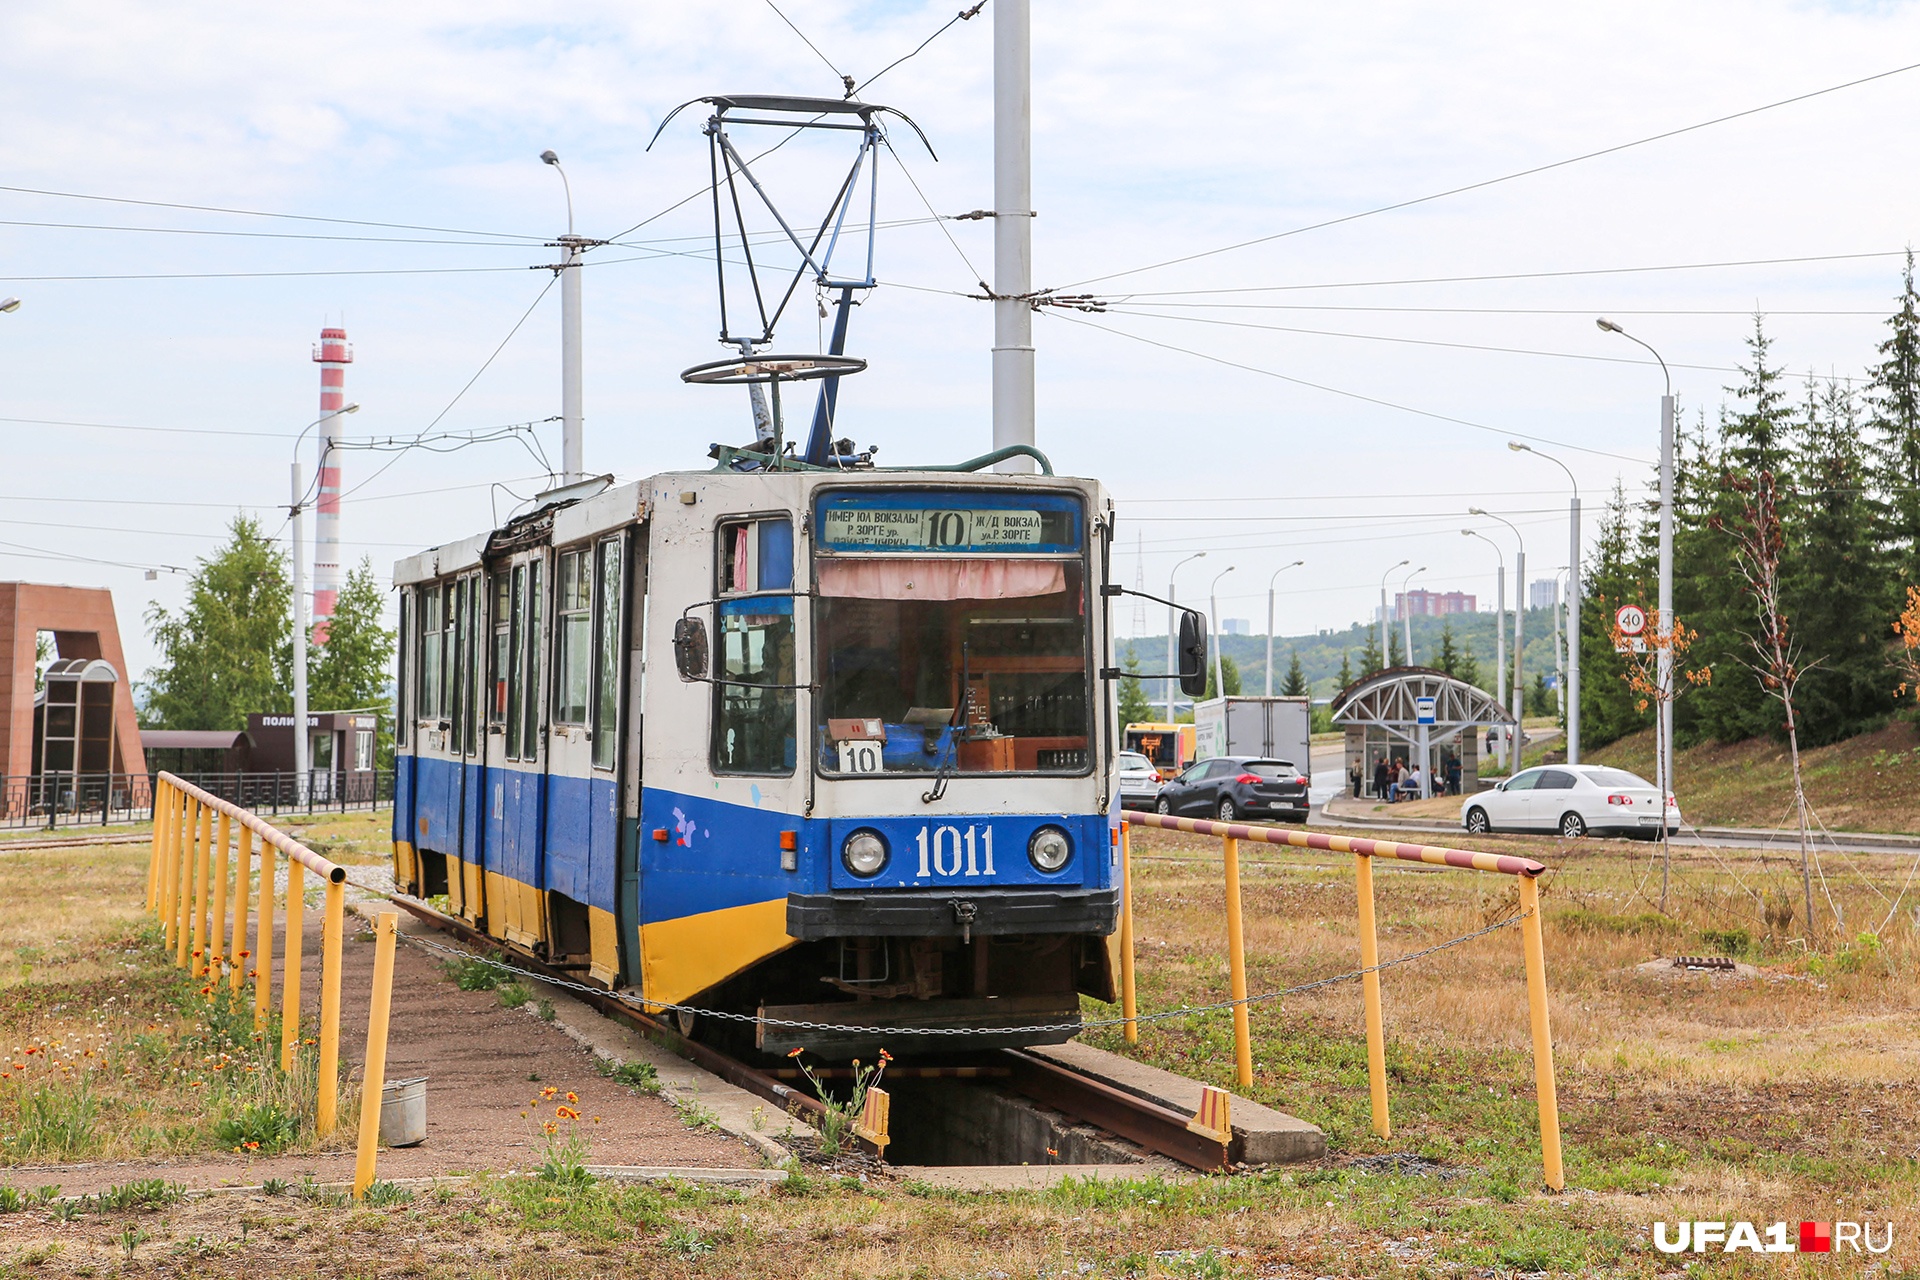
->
3, 0, 1919, 681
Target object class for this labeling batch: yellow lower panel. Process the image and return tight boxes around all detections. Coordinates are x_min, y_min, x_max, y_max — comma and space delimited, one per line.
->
588, 906, 621, 988
640, 898, 794, 1009
483, 871, 546, 946
392, 841, 417, 896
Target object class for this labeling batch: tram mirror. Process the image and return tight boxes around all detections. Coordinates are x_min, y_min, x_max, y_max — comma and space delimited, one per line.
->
1177, 610, 1208, 698
672, 617, 709, 680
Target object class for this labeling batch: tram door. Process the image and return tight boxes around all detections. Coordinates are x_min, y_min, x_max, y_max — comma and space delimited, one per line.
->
481, 549, 550, 948
452, 573, 485, 914
542, 535, 626, 976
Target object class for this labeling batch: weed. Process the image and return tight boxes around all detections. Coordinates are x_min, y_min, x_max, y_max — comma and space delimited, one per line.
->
496, 982, 532, 1010
535, 998, 556, 1022
536, 1130, 594, 1190
1701, 927, 1753, 958
2, 1078, 99, 1160
785, 1048, 889, 1156
677, 1102, 722, 1133
215, 1100, 300, 1154
665, 1224, 714, 1257
441, 955, 503, 991
25, 1185, 58, 1205
117, 1225, 149, 1258
13, 1242, 62, 1266
601, 1059, 659, 1094
93, 1178, 185, 1212
260, 1178, 289, 1197
0, 1186, 19, 1213
360, 1180, 414, 1207
52, 1198, 87, 1222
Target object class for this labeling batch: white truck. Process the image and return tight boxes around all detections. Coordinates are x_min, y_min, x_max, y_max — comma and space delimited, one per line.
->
1192, 696, 1313, 777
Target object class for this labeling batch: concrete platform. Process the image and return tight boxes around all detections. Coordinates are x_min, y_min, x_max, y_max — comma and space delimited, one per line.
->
1025, 1041, 1325, 1165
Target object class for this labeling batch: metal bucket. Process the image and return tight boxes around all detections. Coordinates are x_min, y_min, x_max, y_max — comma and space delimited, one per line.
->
379, 1076, 428, 1147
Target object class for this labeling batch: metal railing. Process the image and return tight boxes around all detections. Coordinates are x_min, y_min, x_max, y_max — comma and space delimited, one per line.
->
1121, 812, 1564, 1192
1, 770, 394, 830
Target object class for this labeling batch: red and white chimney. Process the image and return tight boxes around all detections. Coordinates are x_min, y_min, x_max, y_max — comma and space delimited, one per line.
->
311, 327, 352, 644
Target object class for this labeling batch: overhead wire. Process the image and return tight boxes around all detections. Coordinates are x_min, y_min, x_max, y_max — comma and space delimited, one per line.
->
856, 2, 988, 97
0, 413, 554, 441
762, 0, 850, 88
0, 218, 549, 248
0, 182, 544, 242
1043, 309, 1652, 464
1062, 59, 1920, 290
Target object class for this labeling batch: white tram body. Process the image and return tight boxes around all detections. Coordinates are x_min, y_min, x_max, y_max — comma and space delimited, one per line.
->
393, 466, 1123, 1054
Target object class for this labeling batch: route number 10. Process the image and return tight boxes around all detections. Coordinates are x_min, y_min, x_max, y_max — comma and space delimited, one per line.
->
914, 825, 997, 878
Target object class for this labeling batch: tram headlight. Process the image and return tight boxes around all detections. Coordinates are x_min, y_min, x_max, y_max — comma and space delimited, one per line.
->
1027, 826, 1072, 874
841, 829, 889, 878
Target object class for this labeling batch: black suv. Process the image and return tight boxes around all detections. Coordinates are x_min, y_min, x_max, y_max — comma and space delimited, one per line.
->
1154, 756, 1310, 823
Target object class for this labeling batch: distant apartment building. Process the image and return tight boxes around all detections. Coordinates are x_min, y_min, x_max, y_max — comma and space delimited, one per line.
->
1220, 618, 1251, 636
1529, 579, 1560, 611
1393, 589, 1477, 621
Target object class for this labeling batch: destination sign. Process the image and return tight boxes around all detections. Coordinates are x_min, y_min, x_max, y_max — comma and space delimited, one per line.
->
821, 507, 1045, 551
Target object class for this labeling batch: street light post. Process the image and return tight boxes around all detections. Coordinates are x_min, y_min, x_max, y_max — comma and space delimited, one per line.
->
543, 150, 587, 484
1209, 565, 1237, 704
1461, 530, 1507, 709
1598, 318, 1675, 803
1378, 559, 1410, 671
1264, 560, 1305, 697
1470, 507, 1525, 771
1509, 441, 1582, 764
1166, 552, 1207, 721
1399, 565, 1427, 667
289, 403, 361, 806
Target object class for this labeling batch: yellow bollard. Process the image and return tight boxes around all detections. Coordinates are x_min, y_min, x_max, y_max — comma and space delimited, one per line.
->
231, 826, 253, 995
1518, 875, 1564, 1192
175, 796, 196, 968
353, 912, 400, 1200
1222, 833, 1253, 1089
210, 812, 231, 989
255, 842, 275, 1029
282, 860, 305, 1073
316, 877, 346, 1136
1354, 852, 1390, 1139
1120, 820, 1138, 1045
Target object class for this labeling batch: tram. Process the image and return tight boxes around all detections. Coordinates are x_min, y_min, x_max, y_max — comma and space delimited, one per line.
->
391, 461, 1210, 1055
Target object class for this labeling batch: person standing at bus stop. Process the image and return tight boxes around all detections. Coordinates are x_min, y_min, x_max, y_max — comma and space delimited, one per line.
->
1372, 756, 1390, 802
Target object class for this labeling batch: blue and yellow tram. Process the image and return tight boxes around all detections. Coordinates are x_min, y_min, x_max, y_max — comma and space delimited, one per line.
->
392, 464, 1143, 1053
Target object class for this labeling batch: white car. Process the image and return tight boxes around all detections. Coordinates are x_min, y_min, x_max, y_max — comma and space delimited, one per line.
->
1117, 751, 1163, 810
1461, 765, 1681, 838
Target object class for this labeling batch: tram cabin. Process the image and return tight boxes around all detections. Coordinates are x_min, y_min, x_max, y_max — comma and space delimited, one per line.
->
392, 468, 1133, 1055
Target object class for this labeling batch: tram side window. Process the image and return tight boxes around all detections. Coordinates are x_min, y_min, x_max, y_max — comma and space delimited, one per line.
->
416, 585, 444, 721
712, 517, 795, 776
491, 574, 510, 729
555, 547, 591, 725
507, 563, 527, 760
450, 577, 469, 747
462, 576, 481, 758
522, 557, 544, 757
591, 536, 623, 771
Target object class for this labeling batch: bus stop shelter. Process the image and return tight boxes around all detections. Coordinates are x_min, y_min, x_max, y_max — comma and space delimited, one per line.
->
1331, 666, 1516, 800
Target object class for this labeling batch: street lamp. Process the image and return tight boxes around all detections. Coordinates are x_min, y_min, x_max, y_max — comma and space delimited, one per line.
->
0, 297, 20, 313
1377, 559, 1410, 670
1470, 506, 1526, 770
1264, 560, 1305, 696
1509, 440, 1582, 764
1598, 317, 1675, 803
1460, 529, 1508, 708
1209, 564, 1237, 703
290, 403, 361, 805
1399, 564, 1427, 667
1165, 551, 1207, 720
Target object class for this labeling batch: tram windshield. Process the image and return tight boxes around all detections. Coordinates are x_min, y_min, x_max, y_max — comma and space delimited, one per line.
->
814, 489, 1090, 777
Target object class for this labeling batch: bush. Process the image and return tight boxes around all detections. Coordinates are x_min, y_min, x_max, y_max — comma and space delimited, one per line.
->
442, 956, 504, 991
598, 1059, 660, 1094
1701, 928, 1752, 958
215, 1102, 300, 1155
497, 983, 532, 1010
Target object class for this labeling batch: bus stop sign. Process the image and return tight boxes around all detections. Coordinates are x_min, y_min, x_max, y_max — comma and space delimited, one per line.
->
1415, 696, 1437, 725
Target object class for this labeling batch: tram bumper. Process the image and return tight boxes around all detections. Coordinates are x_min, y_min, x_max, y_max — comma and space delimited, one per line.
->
785, 886, 1120, 941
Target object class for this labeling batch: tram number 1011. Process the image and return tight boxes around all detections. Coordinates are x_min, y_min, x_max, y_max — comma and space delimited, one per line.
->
914, 825, 997, 878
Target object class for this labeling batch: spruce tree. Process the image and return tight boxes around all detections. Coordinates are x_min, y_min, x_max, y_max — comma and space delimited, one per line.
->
1456, 641, 1482, 692
1580, 480, 1656, 749
1359, 630, 1383, 677
1118, 651, 1154, 725
1281, 651, 1307, 697
1433, 620, 1462, 676
1784, 378, 1892, 743
1869, 251, 1920, 586
1338, 649, 1354, 689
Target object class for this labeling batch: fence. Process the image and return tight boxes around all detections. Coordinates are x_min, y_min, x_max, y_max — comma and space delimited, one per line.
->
1120, 812, 1563, 1191
5, 769, 393, 831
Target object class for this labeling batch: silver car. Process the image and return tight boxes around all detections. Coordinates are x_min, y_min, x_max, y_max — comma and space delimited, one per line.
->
1117, 751, 1163, 810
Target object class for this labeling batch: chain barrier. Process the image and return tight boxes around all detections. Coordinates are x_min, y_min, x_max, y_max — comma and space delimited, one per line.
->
393, 910, 1527, 1040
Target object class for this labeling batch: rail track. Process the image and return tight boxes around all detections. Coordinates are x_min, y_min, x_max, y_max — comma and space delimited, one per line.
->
389, 893, 1232, 1171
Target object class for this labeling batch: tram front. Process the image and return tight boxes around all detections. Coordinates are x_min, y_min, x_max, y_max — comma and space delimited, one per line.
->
651, 468, 1199, 1056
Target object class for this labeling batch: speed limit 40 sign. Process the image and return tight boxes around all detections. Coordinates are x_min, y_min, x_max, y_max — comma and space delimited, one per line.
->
1615, 604, 1648, 652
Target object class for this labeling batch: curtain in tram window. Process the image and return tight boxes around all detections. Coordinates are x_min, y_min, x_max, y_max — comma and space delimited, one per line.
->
816, 558, 1065, 601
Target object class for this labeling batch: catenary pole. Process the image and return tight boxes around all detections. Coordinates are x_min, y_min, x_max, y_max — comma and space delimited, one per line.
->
544, 151, 585, 483
991, 0, 1035, 471
1264, 560, 1304, 697
291, 462, 309, 802
1209, 565, 1236, 705
1509, 442, 1582, 763
1166, 552, 1206, 721
1378, 559, 1408, 671
1400, 565, 1426, 667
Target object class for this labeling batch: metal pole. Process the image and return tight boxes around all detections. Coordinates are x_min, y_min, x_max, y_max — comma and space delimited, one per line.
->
1512, 547, 1526, 772
1658, 394, 1676, 804
291, 462, 310, 807
1567, 496, 1582, 764
1495, 565, 1507, 707
1518, 875, 1565, 1192
1354, 852, 1390, 1138
990, 0, 1035, 472
1223, 833, 1253, 1088
281, 860, 304, 1073
1120, 822, 1137, 1044
1265, 587, 1274, 697
317, 878, 345, 1135
1166, 552, 1206, 721
560, 237, 585, 482
353, 912, 400, 1199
